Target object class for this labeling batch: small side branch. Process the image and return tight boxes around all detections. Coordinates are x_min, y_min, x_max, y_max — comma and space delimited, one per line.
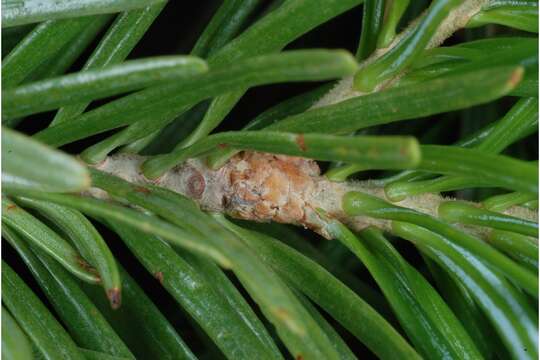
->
313, 0, 489, 108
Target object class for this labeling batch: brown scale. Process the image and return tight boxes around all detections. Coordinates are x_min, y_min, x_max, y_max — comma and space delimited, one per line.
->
224, 152, 321, 231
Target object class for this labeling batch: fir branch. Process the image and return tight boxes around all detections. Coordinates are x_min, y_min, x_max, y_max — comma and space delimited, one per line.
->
91, 152, 537, 240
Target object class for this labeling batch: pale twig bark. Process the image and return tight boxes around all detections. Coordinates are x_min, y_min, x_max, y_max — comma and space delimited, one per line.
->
90, 153, 537, 240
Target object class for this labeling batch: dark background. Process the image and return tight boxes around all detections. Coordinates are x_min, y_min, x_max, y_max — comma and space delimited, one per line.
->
3, 1, 538, 358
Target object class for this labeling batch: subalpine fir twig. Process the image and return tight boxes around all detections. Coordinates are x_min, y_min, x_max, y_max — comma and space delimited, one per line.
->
87, 0, 534, 241
91, 152, 537, 240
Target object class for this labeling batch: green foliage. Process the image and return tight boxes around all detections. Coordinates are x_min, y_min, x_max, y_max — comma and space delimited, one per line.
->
51, 3, 166, 125
15, 197, 121, 305
265, 67, 522, 133
2, 306, 33, 360
215, 215, 420, 360
467, 0, 539, 32
4, 228, 134, 358
2, 261, 85, 359
354, 0, 463, 91
1, 0, 163, 28
343, 191, 538, 296
3, 56, 208, 118
2, 198, 100, 283
34, 49, 357, 151
2, 128, 90, 192
2, 17, 99, 87
319, 217, 481, 359
106, 222, 281, 360
393, 222, 538, 359
439, 200, 538, 237
2, 1, 538, 359
142, 133, 420, 178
